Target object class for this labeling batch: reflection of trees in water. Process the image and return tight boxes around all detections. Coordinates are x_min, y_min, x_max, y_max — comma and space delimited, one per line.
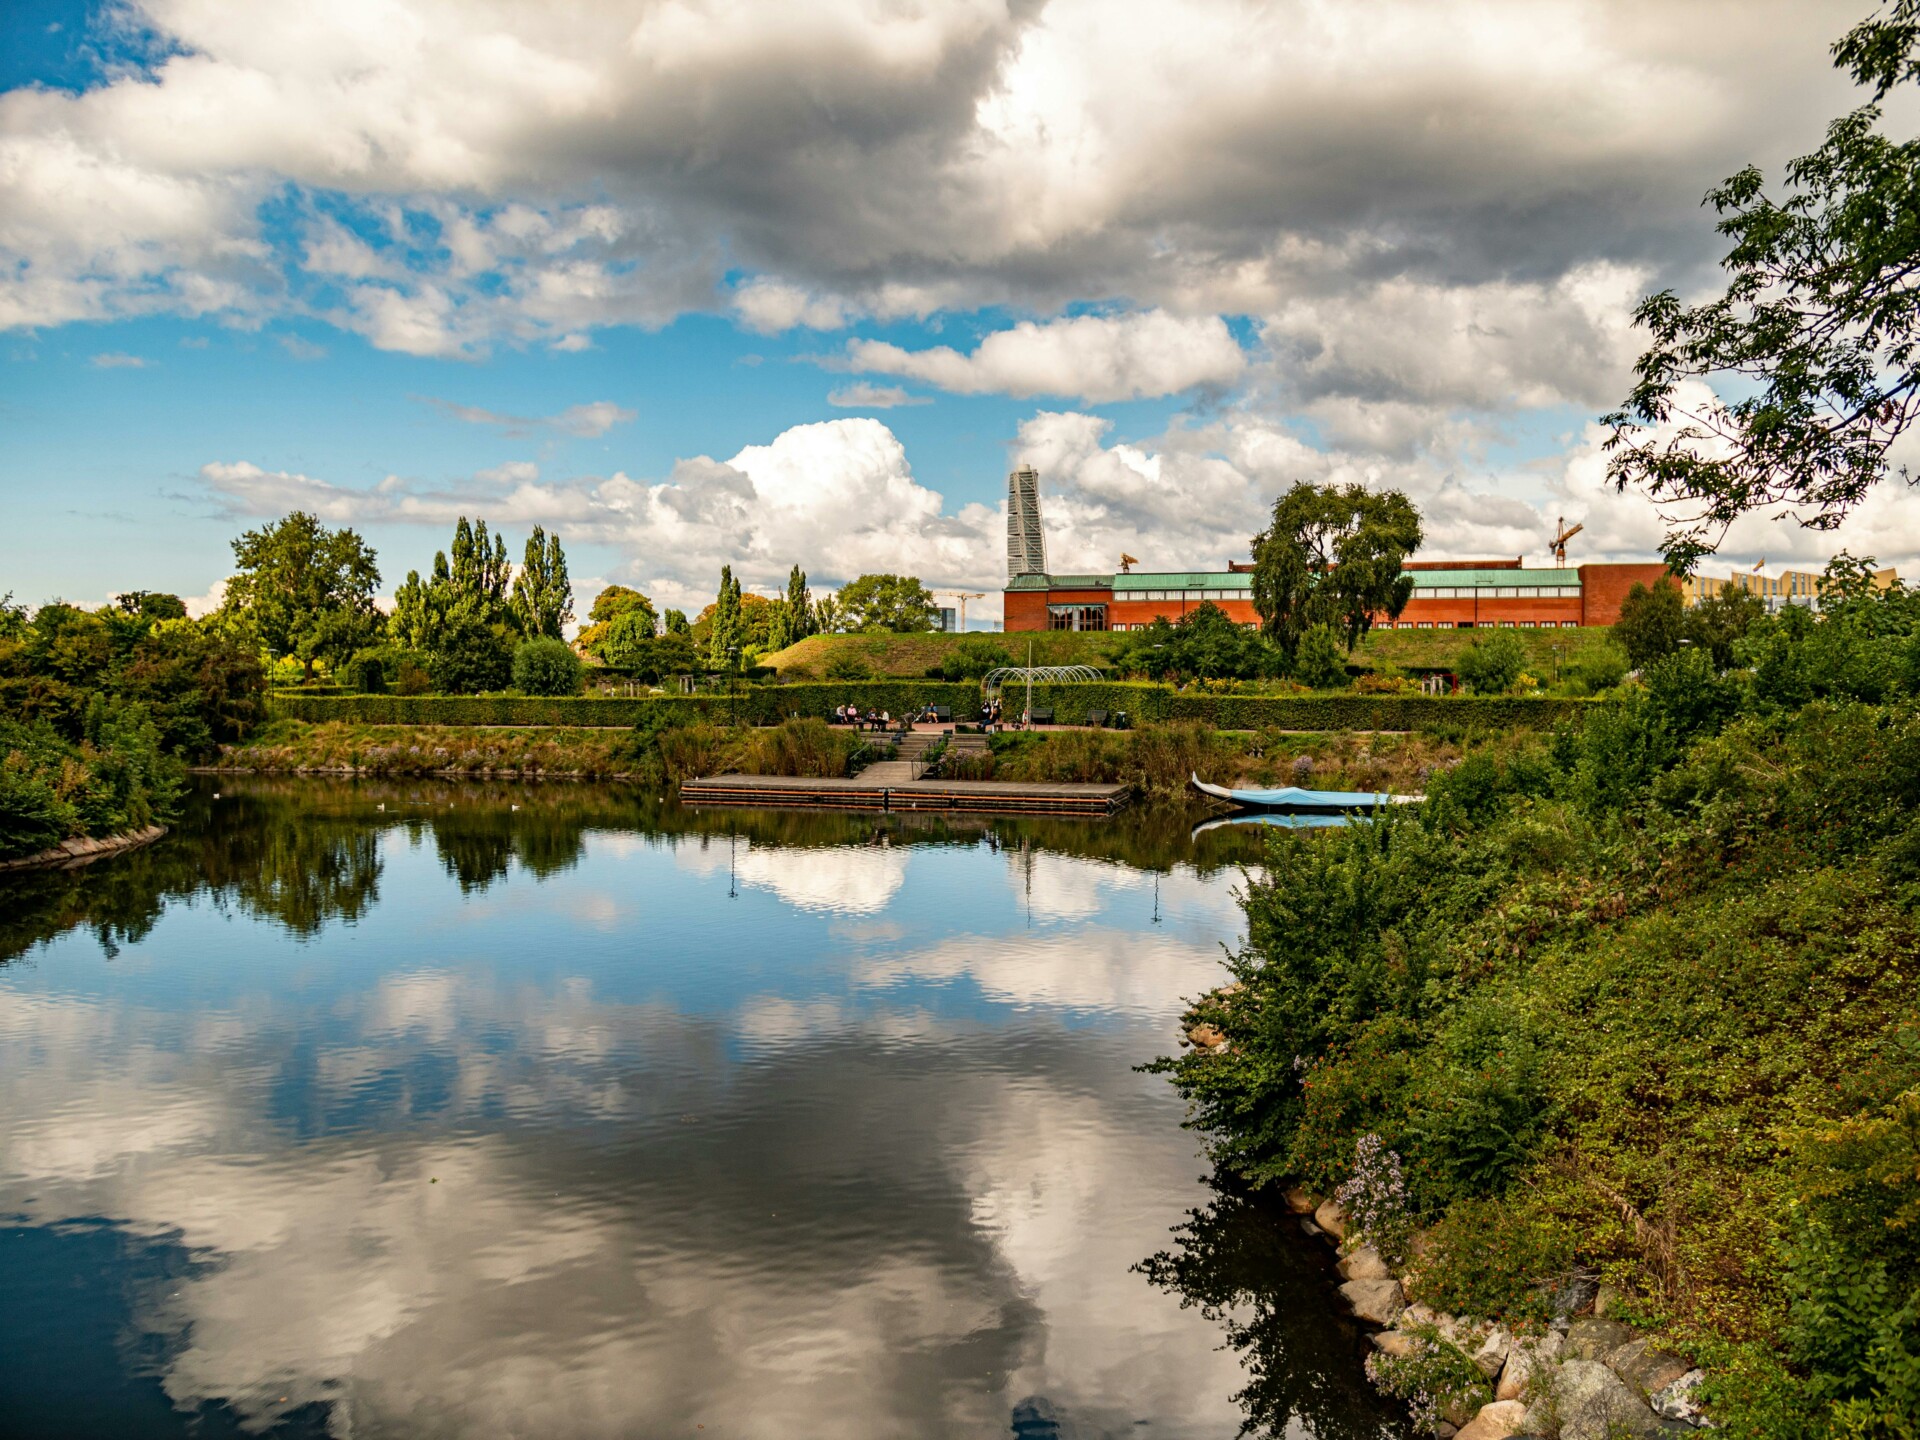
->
0, 774, 1268, 963
1137, 1177, 1410, 1440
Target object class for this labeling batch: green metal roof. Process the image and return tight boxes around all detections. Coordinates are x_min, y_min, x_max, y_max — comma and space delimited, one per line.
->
1408, 568, 1580, 588
1007, 566, 1583, 592
1111, 571, 1255, 591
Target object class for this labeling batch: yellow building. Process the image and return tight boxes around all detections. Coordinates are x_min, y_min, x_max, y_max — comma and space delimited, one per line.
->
1681, 566, 1899, 610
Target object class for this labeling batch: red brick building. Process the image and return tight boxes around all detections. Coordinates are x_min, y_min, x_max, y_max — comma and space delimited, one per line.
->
1004, 558, 1671, 632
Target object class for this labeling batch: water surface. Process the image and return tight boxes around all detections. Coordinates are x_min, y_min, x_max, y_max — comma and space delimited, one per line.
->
0, 779, 1407, 1440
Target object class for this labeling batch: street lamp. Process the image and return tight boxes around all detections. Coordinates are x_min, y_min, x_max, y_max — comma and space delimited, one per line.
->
726, 643, 742, 728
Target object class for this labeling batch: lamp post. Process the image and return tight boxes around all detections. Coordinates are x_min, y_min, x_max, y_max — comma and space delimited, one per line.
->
726, 643, 741, 729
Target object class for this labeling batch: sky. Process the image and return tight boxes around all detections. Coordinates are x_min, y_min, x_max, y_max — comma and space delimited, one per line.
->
3, 0, 1917, 626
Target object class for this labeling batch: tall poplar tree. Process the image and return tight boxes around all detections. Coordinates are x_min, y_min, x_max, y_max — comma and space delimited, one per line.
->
709, 566, 742, 670
511, 526, 574, 640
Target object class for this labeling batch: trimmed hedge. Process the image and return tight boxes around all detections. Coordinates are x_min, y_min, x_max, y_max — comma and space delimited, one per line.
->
269, 683, 1589, 732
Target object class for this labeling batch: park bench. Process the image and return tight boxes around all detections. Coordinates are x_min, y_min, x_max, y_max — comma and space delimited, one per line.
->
1087, 709, 1109, 728
1029, 707, 1054, 727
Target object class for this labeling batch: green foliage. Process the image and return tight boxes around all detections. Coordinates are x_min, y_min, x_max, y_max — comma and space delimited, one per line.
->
708, 565, 742, 669
0, 602, 265, 757
1612, 579, 1686, 667
833, 573, 938, 633
1688, 585, 1771, 669
1294, 624, 1349, 690
1564, 640, 1631, 695
1605, 4, 1920, 566
1412, 1196, 1577, 1326
220, 511, 382, 682
1456, 629, 1531, 694
1251, 482, 1422, 657
1363, 1322, 1492, 1435
664, 608, 690, 635
269, 682, 1584, 735
113, 590, 188, 620
1117, 601, 1283, 682
768, 565, 815, 652
511, 637, 584, 696
0, 708, 183, 860
934, 635, 1015, 681
1152, 575, 1920, 1434
824, 650, 878, 681
509, 525, 573, 639
579, 585, 656, 664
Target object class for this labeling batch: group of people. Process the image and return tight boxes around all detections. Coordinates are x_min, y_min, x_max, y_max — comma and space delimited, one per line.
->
977, 697, 1030, 732
832, 703, 896, 731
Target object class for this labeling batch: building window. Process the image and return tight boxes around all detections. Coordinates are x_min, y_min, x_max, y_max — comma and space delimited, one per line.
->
1561, 621, 1579, 629
1520, 620, 1536, 628
1516, 587, 1540, 597
1048, 604, 1107, 631
1495, 587, 1518, 599
1499, 620, 1516, 628
1417, 621, 1433, 629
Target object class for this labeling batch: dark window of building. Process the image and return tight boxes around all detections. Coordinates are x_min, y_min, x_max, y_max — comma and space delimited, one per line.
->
1048, 604, 1107, 631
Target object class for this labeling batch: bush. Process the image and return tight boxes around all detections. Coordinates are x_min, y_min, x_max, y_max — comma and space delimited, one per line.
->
1296, 623, 1348, 689
824, 650, 877, 681
1411, 1195, 1579, 1327
1364, 1323, 1492, 1434
512, 637, 585, 696
1457, 630, 1529, 694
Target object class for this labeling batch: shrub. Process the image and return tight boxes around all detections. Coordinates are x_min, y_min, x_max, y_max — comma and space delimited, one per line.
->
1564, 641, 1630, 694
1457, 630, 1529, 694
1297, 623, 1349, 689
512, 637, 585, 696
1364, 1323, 1492, 1435
824, 650, 877, 681
1411, 1195, 1579, 1326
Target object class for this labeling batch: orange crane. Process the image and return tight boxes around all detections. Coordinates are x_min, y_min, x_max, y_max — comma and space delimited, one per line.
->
1550, 517, 1584, 565
1119, 552, 1139, 574
941, 591, 986, 633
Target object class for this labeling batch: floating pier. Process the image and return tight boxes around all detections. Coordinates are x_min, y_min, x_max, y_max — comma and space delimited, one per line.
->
679, 773, 1130, 817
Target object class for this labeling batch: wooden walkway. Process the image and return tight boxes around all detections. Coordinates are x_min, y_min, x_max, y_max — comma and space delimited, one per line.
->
680, 772, 1130, 816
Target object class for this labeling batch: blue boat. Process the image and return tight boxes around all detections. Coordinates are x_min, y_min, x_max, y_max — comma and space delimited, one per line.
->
1189, 774, 1422, 813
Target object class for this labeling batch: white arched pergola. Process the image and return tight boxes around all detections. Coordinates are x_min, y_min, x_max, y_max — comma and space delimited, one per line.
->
980, 665, 1104, 717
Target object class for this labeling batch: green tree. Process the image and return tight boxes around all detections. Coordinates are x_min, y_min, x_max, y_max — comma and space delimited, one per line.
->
1456, 630, 1530, 694
1295, 623, 1348, 689
1121, 603, 1279, 681
1686, 584, 1770, 669
835, 573, 937, 632
664, 608, 690, 636
113, 591, 188, 620
1612, 580, 1687, 667
578, 585, 656, 663
709, 566, 742, 669
1250, 483, 1422, 658
220, 512, 381, 682
390, 518, 523, 692
510, 525, 574, 640
511, 637, 584, 696
773, 565, 815, 652
1605, 4, 1920, 568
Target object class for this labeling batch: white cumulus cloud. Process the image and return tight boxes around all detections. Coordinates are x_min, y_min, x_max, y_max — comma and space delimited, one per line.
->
848, 310, 1247, 403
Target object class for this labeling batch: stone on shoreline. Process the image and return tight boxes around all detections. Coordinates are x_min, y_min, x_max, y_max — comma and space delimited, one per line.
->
1339, 1277, 1405, 1326
1543, 1359, 1661, 1440
1605, 1337, 1693, 1402
1651, 1369, 1708, 1425
1337, 1244, 1391, 1283
1469, 1326, 1513, 1379
1282, 1185, 1315, 1214
1565, 1316, 1638, 1362
1312, 1198, 1347, 1241
1454, 1399, 1530, 1440
1495, 1331, 1564, 1401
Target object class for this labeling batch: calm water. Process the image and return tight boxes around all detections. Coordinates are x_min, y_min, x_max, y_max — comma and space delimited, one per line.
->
0, 779, 1407, 1440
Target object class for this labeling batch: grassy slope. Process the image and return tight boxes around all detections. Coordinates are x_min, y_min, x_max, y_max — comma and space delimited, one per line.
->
762, 627, 1622, 677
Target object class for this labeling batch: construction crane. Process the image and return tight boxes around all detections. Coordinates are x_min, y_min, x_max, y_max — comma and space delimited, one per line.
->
1119, 552, 1139, 574
941, 591, 986, 633
1550, 517, 1585, 565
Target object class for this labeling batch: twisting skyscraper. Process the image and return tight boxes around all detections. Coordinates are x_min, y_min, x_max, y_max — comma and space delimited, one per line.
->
1006, 464, 1047, 579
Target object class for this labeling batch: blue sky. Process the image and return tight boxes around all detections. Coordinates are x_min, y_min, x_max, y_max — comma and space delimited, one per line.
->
3, 0, 1908, 622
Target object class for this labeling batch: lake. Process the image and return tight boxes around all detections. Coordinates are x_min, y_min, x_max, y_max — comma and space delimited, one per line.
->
0, 778, 1408, 1440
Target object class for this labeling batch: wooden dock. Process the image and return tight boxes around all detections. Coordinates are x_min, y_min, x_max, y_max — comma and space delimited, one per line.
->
679, 773, 1131, 816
